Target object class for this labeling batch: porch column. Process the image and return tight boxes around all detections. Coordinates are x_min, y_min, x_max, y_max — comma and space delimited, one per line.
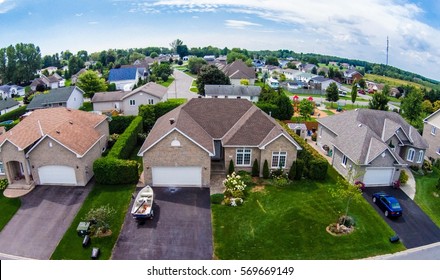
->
22, 161, 31, 185
5, 162, 13, 184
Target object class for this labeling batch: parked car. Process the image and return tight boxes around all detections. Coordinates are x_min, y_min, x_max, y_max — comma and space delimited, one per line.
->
372, 192, 402, 218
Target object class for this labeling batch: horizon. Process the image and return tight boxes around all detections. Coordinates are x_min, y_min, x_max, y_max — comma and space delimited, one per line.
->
1, 0, 439, 81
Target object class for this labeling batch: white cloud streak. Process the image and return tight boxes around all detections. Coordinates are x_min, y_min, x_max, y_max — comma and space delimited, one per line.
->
0, 0, 15, 13
225, 19, 261, 29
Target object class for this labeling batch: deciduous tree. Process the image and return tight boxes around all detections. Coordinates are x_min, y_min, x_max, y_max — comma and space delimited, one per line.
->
196, 65, 230, 95
76, 70, 107, 98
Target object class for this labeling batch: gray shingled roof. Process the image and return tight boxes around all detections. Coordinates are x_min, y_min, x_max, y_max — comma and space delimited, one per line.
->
318, 109, 427, 164
138, 99, 301, 156
91, 83, 167, 103
204, 85, 261, 97
221, 59, 256, 80
27, 86, 82, 110
0, 98, 19, 111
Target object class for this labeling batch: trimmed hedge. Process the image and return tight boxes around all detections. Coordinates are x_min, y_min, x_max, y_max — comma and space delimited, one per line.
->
138, 99, 186, 132
93, 157, 139, 185
109, 115, 136, 134
278, 121, 328, 180
107, 116, 143, 160
0, 105, 27, 122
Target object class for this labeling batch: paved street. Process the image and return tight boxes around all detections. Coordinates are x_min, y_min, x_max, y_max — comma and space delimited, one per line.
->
166, 69, 198, 100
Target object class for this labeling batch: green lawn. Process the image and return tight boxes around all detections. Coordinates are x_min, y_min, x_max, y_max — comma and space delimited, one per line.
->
51, 183, 135, 260
79, 101, 93, 112
212, 170, 405, 259
414, 168, 440, 227
190, 80, 198, 93
0, 193, 21, 232
157, 77, 175, 88
13, 96, 24, 101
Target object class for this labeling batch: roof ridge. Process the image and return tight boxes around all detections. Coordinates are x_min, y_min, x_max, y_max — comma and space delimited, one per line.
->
221, 105, 257, 143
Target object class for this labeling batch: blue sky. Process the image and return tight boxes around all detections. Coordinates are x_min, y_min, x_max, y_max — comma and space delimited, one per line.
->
1, 0, 439, 81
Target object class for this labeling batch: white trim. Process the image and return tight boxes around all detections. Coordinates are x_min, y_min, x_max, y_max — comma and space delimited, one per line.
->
26, 135, 80, 157
271, 151, 287, 168
431, 126, 437, 136
381, 118, 387, 141
416, 150, 424, 163
423, 108, 440, 122
406, 148, 415, 162
0, 138, 23, 151
341, 154, 348, 168
77, 135, 106, 158
137, 127, 214, 156
236, 147, 252, 166
259, 133, 302, 150
317, 122, 339, 137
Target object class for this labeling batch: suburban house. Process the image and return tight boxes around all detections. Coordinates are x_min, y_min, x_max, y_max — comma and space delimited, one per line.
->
108, 68, 143, 91
30, 74, 65, 91
423, 109, 440, 160
299, 63, 317, 73
0, 99, 20, 115
92, 82, 167, 115
27, 86, 84, 111
138, 98, 302, 187
0, 84, 25, 98
0, 107, 109, 188
204, 85, 261, 102
218, 59, 256, 85
37, 66, 58, 76
309, 76, 341, 91
317, 109, 427, 186
288, 123, 307, 139
71, 69, 87, 84
343, 69, 363, 84
266, 77, 280, 89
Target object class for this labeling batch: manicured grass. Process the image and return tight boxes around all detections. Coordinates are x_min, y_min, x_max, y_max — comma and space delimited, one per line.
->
0, 193, 21, 232
157, 77, 175, 88
51, 183, 135, 259
414, 168, 440, 227
13, 96, 24, 101
212, 172, 405, 259
79, 101, 93, 111
190, 80, 198, 93
365, 74, 428, 90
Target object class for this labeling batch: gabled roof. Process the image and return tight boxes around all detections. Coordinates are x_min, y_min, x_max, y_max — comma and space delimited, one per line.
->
138, 99, 301, 156
204, 85, 261, 97
220, 59, 255, 80
27, 86, 83, 110
424, 108, 440, 128
91, 83, 167, 103
0, 107, 107, 156
108, 68, 138, 82
318, 109, 427, 165
47, 73, 64, 83
0, 98, 19, 111
92, 91, 125, 103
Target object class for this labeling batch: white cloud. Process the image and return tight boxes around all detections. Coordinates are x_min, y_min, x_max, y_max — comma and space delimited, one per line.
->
0, 0, 15, 13
225, 19, 261, 29
75, 13, 83, 17
88, 21, 99, 25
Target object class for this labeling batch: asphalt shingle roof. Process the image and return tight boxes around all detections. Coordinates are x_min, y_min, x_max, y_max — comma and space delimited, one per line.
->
0, 98, 19, 111
204, 85, 261, 97
27, 86, 82, 110
108, 68, 138, 82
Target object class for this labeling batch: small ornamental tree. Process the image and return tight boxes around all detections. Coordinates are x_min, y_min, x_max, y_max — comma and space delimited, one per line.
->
222, 172, 246, 206
288, 161, 297, 180
228, 159, 235, 175
252, 159, 259, 177
262, 159, 270, 179
294, 159, 304, 180
84, 204, 116, 237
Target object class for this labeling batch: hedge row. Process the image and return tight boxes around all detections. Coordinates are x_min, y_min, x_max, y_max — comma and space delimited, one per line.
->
279, 121, 328, 180
93, 157, 139, 185
138, 99, 186, 132
107, 116, 143, 160
0, 105, 27, 122
109, 115, 136, 134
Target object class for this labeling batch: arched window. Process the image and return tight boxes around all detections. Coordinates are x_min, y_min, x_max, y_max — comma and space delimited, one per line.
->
406, 148, 415, 162
416, 150, 424, 163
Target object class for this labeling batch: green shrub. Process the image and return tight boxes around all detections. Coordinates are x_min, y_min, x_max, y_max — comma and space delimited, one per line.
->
294, 159, 304, 180
153, 99, 186, 119
107, 116, 143, 159
0, 106, 27, 122
436, 178, 440, 191
228, 159, 235, 175
307, 159, 328, 180
338, 215, 355, 227
210, 194, 224, 204
251, 159, 259, 177
262, 159, 270, 179
93, 157, 139, 185
288, 161, 297, 180
423, 160, 432, 172
399, 170, 409, 184
0, 179, 9, 190
109, 116, 136, 134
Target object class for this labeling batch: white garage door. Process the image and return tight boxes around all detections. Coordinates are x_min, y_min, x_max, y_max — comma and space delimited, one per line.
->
38, 165, 77, 185
152, 167, 202, 187
363, 168, 394, 187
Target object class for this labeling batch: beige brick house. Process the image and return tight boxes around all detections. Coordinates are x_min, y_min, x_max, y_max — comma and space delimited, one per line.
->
423, 109, 440, 160
0, 108, 109, 188
138, 99, 301, 187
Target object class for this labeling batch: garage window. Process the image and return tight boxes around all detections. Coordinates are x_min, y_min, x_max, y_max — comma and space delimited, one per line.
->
272, 151, 287, 168
406, 148, 415, 162
236, 148, 251, 166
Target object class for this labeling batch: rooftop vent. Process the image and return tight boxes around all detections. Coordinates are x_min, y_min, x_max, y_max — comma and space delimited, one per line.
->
169, 118, 175, 125
69, 121, 73, 125
358, 124, 362, 127
56, 130, 60, 134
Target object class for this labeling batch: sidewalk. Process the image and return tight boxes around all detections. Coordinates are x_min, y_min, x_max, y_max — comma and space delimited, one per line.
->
400, 168, 416, 200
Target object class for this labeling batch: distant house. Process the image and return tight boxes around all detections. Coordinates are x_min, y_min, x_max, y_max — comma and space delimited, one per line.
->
27, 86, 84, 111
218, 59, 256, 85
120, 65, 149, 79
204, 85, 261, 102
299, 63, 317, 73
47, 73, 65, 89
30, 76, 50, 91
108, 68, 143, 91
0, 99, 20, 115
203, 55, 216, 62
0, 84, 25, 98
91, 82, 168, 116
71, 69, 87, 84
280, 69, 302, 80
343, 69, 363, 84
37, 66, 58, 76
309, 76, 341, 91
423, 109, 440, 160
288, 123, 307, 139
266, 77, 280, 89
287, 80, 305, 90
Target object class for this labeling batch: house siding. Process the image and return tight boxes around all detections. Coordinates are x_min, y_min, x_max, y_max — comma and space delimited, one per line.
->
332, 147, 353, 178
122, 92, 163, 116
224, 147, 261, 174
66, 88, 84, 109
261, 136, 298, 173
0, 104, 20, 115
399, 146, 424, 167
93, 101, 123, 112
423, 122, 440, 160
317, 125, 337, 154
142, 130, 211, 187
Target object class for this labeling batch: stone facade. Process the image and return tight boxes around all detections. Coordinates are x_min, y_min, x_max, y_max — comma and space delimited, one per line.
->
423, 116, 440, 160
142, 130, 211, 187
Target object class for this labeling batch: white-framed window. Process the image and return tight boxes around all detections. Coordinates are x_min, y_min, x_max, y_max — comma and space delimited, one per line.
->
129, 99, 136, 106
272, 151, 287, 168
407, 148, 415, 162
437, 147, 440, 155
341, 154, 348, 167
0, 161, 4, 175
236, 148, 252, 166
148, 99, 154, 105
416, 150, 424, 163
431, 126, 437, 135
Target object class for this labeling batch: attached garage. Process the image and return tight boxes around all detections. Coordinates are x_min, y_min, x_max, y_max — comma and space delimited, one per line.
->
363, 167, 394, 187
38, 165, 77, 185
152, 166, 202, 187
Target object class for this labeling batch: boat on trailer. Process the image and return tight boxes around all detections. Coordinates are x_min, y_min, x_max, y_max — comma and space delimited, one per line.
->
131, 185, 154, 220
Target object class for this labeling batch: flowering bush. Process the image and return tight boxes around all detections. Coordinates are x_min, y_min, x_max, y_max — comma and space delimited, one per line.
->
354, 181, 365, 192
223, 172, 247, 206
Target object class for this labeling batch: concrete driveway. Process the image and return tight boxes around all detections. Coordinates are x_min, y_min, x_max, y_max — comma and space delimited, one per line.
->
166, 69, 198, 100
363, 187, 440, 249
0, 184, 91, 259
112, 187, 213, 260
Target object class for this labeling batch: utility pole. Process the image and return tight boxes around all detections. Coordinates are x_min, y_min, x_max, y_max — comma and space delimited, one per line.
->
386, 36, 389, 66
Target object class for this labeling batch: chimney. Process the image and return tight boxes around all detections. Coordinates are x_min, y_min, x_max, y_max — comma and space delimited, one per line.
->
169, 118, 175, 125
